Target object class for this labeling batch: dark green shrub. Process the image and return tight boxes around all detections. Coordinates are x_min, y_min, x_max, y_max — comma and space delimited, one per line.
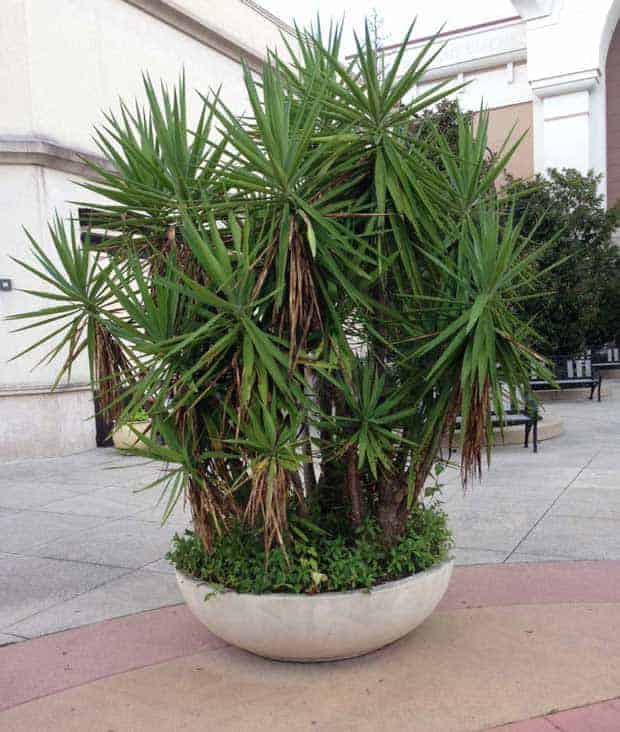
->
506, 169, 620, 354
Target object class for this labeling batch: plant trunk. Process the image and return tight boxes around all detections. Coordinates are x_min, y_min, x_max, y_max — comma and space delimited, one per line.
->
301, 419, 317, 500
345, 445, 363, 529
376, 469, 408, 546
188, 480, 213, 551
93, 391, 114, 447
316, 379, 341, 507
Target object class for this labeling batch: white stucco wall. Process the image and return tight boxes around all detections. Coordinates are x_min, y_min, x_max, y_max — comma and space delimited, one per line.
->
171, 0, 289, 58
0, 386, 96, 461
4, 0, 288, 154
522, 2, 613, 81
0, 166, 94, 388
412, 60, 531, 118
0, 0, 289, 458
394, 15, 533, 164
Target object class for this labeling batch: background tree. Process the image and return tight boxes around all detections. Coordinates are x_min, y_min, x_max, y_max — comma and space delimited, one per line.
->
414, 99, 472, 160
418, 99, 620, 355
507, 169, 620, 354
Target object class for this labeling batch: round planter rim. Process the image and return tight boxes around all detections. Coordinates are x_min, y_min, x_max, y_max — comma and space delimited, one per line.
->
174, 556, 454, 600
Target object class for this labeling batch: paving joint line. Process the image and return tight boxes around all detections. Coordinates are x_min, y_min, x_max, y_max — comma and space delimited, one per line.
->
2, 568, 138, 635
0, 549, 143, 572
1, 632, 29, 641
0, 505, 145, 519
17, 510, 178, 555
544, 718, 565, 731
504, 449, 603, 562
1, 550, 180, 635
453, 545, 602, 563
4, 505, 149, 520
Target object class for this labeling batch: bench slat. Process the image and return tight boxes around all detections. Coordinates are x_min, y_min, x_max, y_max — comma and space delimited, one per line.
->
531, 379, 595, 385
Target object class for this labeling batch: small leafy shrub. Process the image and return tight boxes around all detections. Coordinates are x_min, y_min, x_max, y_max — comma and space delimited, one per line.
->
167, 503, 452, 594
118, 407, 150, 424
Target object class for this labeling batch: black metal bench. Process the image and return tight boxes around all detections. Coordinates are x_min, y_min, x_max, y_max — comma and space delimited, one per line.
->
451, 405, 541, 453
496, 408, 540, 452
590, 346, 620, 373
530, 355, 601, 402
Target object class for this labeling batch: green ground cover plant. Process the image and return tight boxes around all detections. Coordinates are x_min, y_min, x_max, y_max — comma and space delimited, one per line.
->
168, 499, 452, 594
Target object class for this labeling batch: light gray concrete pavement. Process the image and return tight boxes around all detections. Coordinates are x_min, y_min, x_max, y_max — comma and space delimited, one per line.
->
0, 452, 187, 642
442, 382, 620, 563
1, 383, 619, 642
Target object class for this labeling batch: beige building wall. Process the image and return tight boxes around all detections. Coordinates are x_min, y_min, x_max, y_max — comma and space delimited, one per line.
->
476, 102, 534, 181
1, 0, 290, 155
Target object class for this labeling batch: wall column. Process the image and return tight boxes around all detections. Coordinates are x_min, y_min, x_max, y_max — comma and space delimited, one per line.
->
531, 72, 601, 177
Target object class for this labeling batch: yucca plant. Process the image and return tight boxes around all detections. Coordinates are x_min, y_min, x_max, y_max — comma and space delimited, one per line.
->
9, 22, 552, 584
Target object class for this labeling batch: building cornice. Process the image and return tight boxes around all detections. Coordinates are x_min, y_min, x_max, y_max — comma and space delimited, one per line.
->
240, 0, 293, 35
531, 69, 601, 98
0, 136, 111, 179
419, 49, 527, 83
393, 16, 522, 52
121, 0, 274, 72
510, 0, 556, 21
0, 2, 294, 179
380, 15, 527, 82
0, 382, 91, 398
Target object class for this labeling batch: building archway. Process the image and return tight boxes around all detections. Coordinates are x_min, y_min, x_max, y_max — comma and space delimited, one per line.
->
606, 22, 620, 205
601, 0, 620, 68
605, 1, 620, 205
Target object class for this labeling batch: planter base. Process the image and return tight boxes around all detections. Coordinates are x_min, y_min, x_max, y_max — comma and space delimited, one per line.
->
112, 421, 151, 450
176, 560, 453, 662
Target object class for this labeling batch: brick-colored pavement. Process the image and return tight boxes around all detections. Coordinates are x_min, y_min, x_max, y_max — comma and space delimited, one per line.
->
2, 561, 620, 731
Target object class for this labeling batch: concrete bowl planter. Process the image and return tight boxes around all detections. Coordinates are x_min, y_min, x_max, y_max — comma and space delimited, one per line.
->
176, 559, 453, 662
112, 420, 151, 450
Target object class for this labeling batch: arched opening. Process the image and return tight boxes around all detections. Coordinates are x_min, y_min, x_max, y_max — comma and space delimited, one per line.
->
606, 20, 620, 206
602, 0, 620, 206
